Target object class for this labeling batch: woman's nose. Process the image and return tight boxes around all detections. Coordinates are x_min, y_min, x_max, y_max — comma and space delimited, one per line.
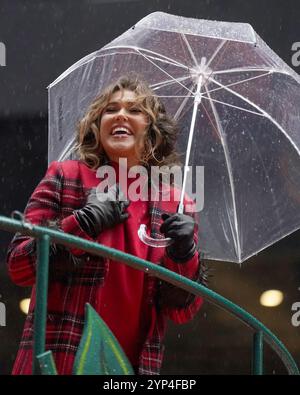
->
114, 108, 128, 121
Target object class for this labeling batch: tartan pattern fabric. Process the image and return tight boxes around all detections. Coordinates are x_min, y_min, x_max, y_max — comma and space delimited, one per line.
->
7, 160, 203, 375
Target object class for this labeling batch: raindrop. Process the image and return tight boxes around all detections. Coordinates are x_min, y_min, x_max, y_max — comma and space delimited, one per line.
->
211, 147, 215, 152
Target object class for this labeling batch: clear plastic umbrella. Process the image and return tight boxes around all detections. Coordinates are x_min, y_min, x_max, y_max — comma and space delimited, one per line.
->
48, 12, 300, 263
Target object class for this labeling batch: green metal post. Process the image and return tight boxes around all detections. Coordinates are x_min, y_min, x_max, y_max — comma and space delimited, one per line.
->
252, 331, 264, 375
33, 234, 50, 375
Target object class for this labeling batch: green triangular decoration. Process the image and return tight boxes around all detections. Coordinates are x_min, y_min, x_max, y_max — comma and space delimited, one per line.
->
37, 350, 58, 375
73, 303, 134, 375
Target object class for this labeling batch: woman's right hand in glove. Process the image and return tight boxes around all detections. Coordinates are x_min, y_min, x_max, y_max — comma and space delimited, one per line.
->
74, 185, 130, 238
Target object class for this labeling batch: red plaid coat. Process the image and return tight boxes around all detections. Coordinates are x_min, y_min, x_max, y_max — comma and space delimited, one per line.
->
7, 160, 203, 375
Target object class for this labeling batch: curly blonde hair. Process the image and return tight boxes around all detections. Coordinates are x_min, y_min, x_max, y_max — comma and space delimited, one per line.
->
74, 74, 181, 169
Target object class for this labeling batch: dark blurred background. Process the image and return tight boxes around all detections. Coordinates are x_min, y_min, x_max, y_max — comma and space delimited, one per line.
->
1, 0, 300, 375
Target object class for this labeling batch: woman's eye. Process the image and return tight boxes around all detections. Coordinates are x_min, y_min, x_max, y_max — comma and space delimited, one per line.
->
130, 107, 142, 113
105, 107, 117, 112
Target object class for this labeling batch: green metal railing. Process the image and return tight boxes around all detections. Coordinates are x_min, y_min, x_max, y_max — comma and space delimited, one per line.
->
1, 214, 299, 375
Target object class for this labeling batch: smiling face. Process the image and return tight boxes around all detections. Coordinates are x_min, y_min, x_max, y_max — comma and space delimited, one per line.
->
99, 89, 149, 167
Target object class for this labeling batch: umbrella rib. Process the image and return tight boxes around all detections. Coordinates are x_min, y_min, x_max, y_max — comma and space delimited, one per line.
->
201, 96, 263, 117
204, 85, 241, 260
139, 53, 189, 70
106, 45, 191, 71
209, 75, 300, 156
154, 79, 196, 120
205, 71, 272, 96
150, 75, 191, 90
102, 48, 190, 70
212, 67, 280, 75
201, 40, 229, 91
156, 95, 193, 98
206, 40, 227, 69
173, 90, 194, 120
135, 48, 194, 95
137, 47, 191, 69
180, 33, 199, 67
57, 137, 76, 162
199, 97, 223, 141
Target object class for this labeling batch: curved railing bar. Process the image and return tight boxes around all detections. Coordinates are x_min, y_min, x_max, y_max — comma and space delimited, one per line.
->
0, 215, 298, 375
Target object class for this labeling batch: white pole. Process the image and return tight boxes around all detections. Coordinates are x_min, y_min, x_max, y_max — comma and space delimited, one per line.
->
178, 73, 203, 214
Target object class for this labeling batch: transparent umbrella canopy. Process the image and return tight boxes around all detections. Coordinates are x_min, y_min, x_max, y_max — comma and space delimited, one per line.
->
48, 12, 300, 263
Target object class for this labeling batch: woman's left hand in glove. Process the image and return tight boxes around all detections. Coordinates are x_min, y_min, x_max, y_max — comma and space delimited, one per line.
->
160, 213, 196, 263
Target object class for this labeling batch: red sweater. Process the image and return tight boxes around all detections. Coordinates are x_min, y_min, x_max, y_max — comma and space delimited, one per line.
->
97, 198, 150, 366
96, 162, 151, 366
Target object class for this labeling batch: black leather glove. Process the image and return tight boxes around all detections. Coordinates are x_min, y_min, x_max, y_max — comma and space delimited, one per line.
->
160, 213, 196, 263
74, 185, 130, 238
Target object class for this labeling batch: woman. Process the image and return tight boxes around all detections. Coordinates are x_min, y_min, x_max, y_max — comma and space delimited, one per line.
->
7, 75, 204, 375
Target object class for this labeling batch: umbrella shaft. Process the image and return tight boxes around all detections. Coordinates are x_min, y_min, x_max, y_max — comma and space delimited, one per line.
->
179, 74, 203, 213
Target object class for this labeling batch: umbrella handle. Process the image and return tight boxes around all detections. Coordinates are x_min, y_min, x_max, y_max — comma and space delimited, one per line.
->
138, 224, 174, 248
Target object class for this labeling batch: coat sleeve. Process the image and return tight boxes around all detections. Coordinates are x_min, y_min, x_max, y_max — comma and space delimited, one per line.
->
158, 196, 205, 324
6, 161, 93, 286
